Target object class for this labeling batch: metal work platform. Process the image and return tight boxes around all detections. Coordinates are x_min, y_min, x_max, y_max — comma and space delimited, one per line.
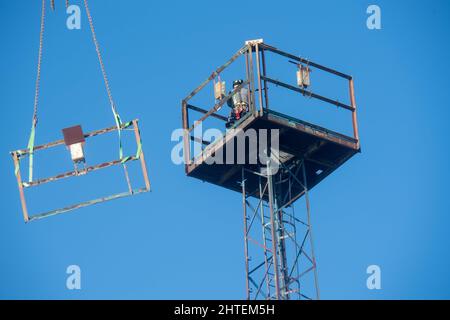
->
185, 109, 358, 199
182, 39, 360, 300
182, 40, 360, 200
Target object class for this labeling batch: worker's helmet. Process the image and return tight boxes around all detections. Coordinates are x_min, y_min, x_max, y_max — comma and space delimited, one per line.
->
233, 79, 244, 87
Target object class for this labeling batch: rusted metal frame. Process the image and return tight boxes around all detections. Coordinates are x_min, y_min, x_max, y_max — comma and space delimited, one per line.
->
24, 156, 138, 188
267, 109, 357, 144
122, 163, 133, 193
285, 277, 301, 291
28, 187, 148, 222
279, 218, 297, 228
266, 112, 358, 151
301, 161, 320, 300
186, 113, 257, 174
250, 177, 267, 209
188, 80, 250, 133
279, 162, 303, 207
281, 209, 308, 227
278, 189, 304, 214
255, 44, 264, 113
132, 119, 151, 191
182, 45, 248, 103
279, 167, 303, 300
267, 110, 357, 149
245, 184, 268, 233
182, 45, 248, 165
26, 183, 149, 222
12, 152, 29, 222
259, 43, 352, 80
248, 236, 273, 253
186, 104, 228, 122
272, 158, 316, 299
274, 174, 290, 299
284, 262, 301, 298
19, 120, 149, 191
190, 135, 210, 146
12, 119, 149, 222
289, 227, 310, 280
261, 48, 270, 110
349, 78, 360, 148
249, 262, 270, 300
249, 259, 268, 276
301, 249, 314, 265
244, 169, 277, 300
13, 121, 134, 156
248, 276, 261, 298
259, 176, 272, 299
245, 47, 250, 112
285, 248, 316, 298
288, 189, 302, 300
246, 199, 276, 300
278, 204, 307, 227
266, 258, 276, 297
249, 257, 272, 300
272, 155, 306, 191
267, 165, 281, 300
245, 46, 252, 115
182, 101, 191, 167
298, 266, 316, 281
261, 76, 354, 111
242, 168, 251, 300
247, 45, 257, 115
245, 200, 262, 235
253, 257, 274, 300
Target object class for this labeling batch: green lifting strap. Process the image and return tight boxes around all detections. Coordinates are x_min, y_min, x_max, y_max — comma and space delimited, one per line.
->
122, 120, 133, 129
135, 139, 142, 158
120, 135, 142, 164
27, 124, 36, 182
111, 108, 127, 163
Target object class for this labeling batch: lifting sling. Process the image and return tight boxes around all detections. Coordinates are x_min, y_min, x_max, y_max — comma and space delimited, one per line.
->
23, 0, 135, 183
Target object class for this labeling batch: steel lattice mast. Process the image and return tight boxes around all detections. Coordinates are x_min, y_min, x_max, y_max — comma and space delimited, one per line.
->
181, 40, 360, 300
241, 158, 319, 300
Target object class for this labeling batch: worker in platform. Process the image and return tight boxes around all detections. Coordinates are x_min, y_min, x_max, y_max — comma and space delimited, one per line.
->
226, 79, 249, 129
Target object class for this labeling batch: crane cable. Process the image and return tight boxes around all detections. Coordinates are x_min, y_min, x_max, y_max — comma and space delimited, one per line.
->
83, 0, 125, 161
83, 0, 133, 192
50, 0, 70, 10
25, 0, 46, 182
24, 0, 132, 184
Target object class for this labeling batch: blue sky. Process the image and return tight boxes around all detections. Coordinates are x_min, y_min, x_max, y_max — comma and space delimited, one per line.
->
1, 0, 450, 299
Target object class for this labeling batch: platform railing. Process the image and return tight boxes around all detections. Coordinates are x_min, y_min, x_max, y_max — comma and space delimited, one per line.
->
181, 43, 255, 166
257, 42, 359, 147
181, 41, 360, 167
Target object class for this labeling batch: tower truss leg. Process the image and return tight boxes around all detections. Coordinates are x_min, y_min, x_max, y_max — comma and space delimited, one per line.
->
241, 159, 320, 300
